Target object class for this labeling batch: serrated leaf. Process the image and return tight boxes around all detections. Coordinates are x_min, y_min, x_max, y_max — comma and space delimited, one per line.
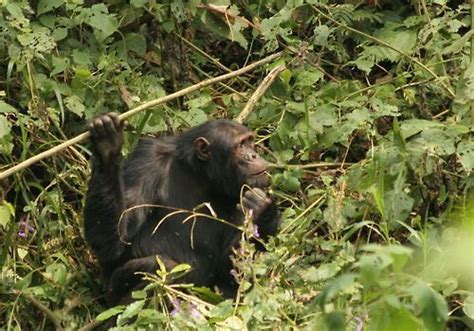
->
419, 128, 456, 155
86, 6, 118, 41
442, 30, 473, 55
296, 70, 324, 87
119, 300, 145, 322
65, 96, 86, 117
400, 119, 444, 138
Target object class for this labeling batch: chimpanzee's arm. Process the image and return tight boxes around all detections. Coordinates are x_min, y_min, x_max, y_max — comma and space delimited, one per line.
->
83, 113, 128, 267
253, 202, 279, 240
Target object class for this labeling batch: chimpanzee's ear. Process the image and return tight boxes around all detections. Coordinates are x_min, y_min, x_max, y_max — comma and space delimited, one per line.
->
194, 137, 211, 160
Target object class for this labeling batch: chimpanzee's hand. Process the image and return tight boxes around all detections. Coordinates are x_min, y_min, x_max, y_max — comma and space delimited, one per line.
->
241, 187, 272, 221
86, 112, 124, 165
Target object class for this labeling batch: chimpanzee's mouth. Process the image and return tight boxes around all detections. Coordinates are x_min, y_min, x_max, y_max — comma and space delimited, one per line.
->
252, 170, 267, 177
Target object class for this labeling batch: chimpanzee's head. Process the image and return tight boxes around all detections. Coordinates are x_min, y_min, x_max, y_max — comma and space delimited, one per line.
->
176, 120, 270, 199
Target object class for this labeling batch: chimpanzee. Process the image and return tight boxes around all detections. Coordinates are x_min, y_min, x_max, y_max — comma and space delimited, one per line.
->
83, 113, 279, 304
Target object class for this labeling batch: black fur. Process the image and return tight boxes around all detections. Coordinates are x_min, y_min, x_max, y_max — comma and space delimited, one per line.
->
84, 118, 279, 304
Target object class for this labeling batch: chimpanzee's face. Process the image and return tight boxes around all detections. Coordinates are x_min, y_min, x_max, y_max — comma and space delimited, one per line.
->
193, 122, 271, 198
233, 132, 270, 189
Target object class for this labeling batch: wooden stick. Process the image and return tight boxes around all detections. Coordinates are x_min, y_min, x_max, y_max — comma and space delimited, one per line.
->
0, 52, 283, 180
235, 64, 285, 124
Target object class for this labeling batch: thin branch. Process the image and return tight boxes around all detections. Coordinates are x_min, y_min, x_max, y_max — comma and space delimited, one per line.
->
174, 33, 254, 90
0, 52, 282, 180
269, 162, 354, 169
235, 64, 285, 124
197, 4, 261, 31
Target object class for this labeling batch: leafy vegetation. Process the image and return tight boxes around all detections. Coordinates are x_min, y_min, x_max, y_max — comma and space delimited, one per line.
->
1, 0, 473, 329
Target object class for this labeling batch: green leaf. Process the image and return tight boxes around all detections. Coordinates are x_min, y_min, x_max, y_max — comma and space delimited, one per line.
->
217, 316, 244, 329
131, 289, 147, 300
65, 96, 86, 117
313, 25, 330, 46
170, 263, 192, 274
0, 101, 17, 114
182, 108, 208, 126
295, 70, 324, 88
457, 140, 474, 171
17, 248, 28, 260
324, 196, 347, 233
96, 306, 125, 321
299, 263, 341, 283
400, 119, 443, 138
37, 0, 64, 15
463, 293, 474, 319
119, 300, 146, 323
131, 0, 147, 8
0, 201, 14, 228
14, 273, 33, 290
85, 5, 118, 42
45, 263, 68, 286
314, 274, 357, 307
50, 57, 69, 76
274, 170, 302, 192
52, 27, 68, 41
409, 283, 448, 331
124, 33, 147, 57
419, 128, 456, 155
442, 30, 473, 55
0, 115, 11, 138
72, 50, 91, 66
6, 3, 25, 20
200, 10, 248, 49
368, 306, 421, 331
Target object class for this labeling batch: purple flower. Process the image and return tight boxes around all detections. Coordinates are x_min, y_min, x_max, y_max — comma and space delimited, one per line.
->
253, 224, 260, 238
18, 218, 35, 238
354, 316, 364, 331
190, 304, 202, 319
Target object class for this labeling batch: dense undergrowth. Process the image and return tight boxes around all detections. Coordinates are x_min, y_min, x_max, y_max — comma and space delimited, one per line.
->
0, 0, 473, 330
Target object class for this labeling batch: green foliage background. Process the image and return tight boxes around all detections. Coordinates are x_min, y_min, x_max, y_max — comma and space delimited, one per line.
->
0, 0, 473, 329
